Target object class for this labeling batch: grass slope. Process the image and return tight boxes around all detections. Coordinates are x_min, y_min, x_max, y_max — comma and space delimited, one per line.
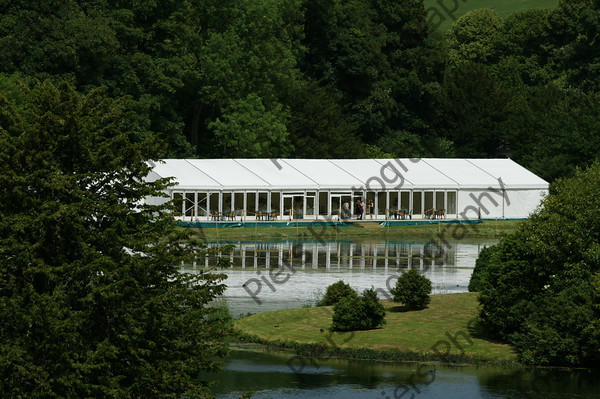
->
190, 219, 523, 242
424, 0, 559, 31
235, 293, 517, 363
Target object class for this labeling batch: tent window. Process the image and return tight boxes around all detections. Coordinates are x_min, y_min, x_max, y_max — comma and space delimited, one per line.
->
258, 192, 268, 211
377, 192, 386, 215
173, 192, 183, 216
209, 193, 219, 213
412, 192, 422, 214
424, 191, 434, 213
185, 193, 195, 217
223, 192, 232, 212
234, 193, 244, 213
400, 192, 410, 210
447, 191, 457, 214
390, 192, 399, 210
247, 192, 256, 216
319, 192, 328, 216
271, 192, 280, 213
197, 193, 208, 216
435, 192, 445, 210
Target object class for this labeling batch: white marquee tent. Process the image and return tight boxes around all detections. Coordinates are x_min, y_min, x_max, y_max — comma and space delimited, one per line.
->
145, 158, 549, 221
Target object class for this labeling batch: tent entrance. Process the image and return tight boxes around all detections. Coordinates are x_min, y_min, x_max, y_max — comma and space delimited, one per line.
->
283, 195, 304, 219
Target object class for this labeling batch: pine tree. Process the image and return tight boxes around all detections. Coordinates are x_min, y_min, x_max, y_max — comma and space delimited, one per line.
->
0, 80, 230, 398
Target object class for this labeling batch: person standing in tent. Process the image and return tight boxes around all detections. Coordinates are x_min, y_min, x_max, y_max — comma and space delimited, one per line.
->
367, 199, 374, 219
342, 201, 350, 219
356, 199, 363, 220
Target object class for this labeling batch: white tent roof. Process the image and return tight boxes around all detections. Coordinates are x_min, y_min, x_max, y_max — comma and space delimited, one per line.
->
148, 158, 548, 191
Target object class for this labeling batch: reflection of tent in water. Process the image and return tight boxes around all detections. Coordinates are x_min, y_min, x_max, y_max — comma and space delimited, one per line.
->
145, 158, 549, 221
197, 240, 483, 270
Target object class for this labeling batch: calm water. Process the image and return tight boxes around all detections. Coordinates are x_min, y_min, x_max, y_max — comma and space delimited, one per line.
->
205, 348, 600, 399
184, 239, 492, 317
187, 239, 600, 398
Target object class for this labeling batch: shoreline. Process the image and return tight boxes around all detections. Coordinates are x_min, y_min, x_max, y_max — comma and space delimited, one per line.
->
230, 334, 520, 367
186, 219, 523, 242
232, 293, 520, 366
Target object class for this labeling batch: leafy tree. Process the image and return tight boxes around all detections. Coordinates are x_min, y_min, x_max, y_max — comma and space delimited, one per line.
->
390, 269, 432, 310
319, 280, 358, 306
469, 162, 600, 366
208, 93, 292, 158
0, 80, 231, 397
446, 9, 503, 66
331, 288, 386, 331
440, 62, 512, 157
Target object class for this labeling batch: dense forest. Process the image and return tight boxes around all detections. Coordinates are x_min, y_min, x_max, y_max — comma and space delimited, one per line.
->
0, 0, 598, 182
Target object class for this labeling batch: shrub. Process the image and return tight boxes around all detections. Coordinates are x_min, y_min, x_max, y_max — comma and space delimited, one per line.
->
390, 269, 432, 310
319, 280, 358, 306
331, 288, 386, 331
469, 163, 600, 366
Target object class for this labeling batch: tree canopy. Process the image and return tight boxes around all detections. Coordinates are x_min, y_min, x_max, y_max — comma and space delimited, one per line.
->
0, 1, 598, 182
0, 80, 231, 397
469, 162, 600, 366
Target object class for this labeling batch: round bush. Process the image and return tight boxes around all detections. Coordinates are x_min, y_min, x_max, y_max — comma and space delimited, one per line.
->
319, 280, 358, 306
331, 288, 386, 331
390, 269, 432, 310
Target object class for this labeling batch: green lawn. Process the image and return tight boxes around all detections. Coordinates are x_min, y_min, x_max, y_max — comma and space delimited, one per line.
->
189, 219, 523, 243
235, 293, 517, 363
424, 0, 559, 31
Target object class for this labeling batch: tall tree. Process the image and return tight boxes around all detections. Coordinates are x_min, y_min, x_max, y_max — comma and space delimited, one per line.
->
0, 80, 230, 397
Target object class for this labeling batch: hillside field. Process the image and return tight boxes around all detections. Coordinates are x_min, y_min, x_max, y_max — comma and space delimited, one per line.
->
424, 0, 560, 31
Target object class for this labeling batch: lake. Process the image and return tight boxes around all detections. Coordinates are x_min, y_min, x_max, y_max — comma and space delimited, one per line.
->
204, 347, 600, 399
186, 238, 600, 398
183, 239, 493, 317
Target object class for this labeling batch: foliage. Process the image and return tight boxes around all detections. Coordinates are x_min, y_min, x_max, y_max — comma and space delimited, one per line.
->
0, 80, 231, 397
469, 162, 600, 366
331, 288, 386, 332
2, 1, 600, 180
390, 269, 432, 310
318, 280, 358, 306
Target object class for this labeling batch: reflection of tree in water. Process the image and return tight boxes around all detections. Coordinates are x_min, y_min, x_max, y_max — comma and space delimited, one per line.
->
476, 367, 600, 398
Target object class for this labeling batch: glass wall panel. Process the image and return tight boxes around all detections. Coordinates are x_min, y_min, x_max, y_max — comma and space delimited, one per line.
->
185, 193, 195, 217
435, 192, 445, 210
258, 192, 268, 211
173, 192, 183, 216
341, 195, 351, 219
319, 192, 328, 216
366, 191, 376, 219
331, 196, 341, 218
447, 191, 457, 214
424, 191, 434, 213
246, 192, 256, 217
197, 192, 208, 217
306, 196, 315, 216
271, 192, 280, 213
223, 192, 232, 212
389, 192, 399, 210
400, 191, 410, 211
293, 195, 304, 219
412, 192, 422, 214
283, 196, 293, 218
377, 192, 386, 215
234, 193, 244, 214
209, 193, 219, 214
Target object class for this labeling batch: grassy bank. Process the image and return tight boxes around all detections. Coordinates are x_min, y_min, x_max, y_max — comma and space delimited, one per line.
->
234, 293, 517, 365
188, 219, 523, 242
